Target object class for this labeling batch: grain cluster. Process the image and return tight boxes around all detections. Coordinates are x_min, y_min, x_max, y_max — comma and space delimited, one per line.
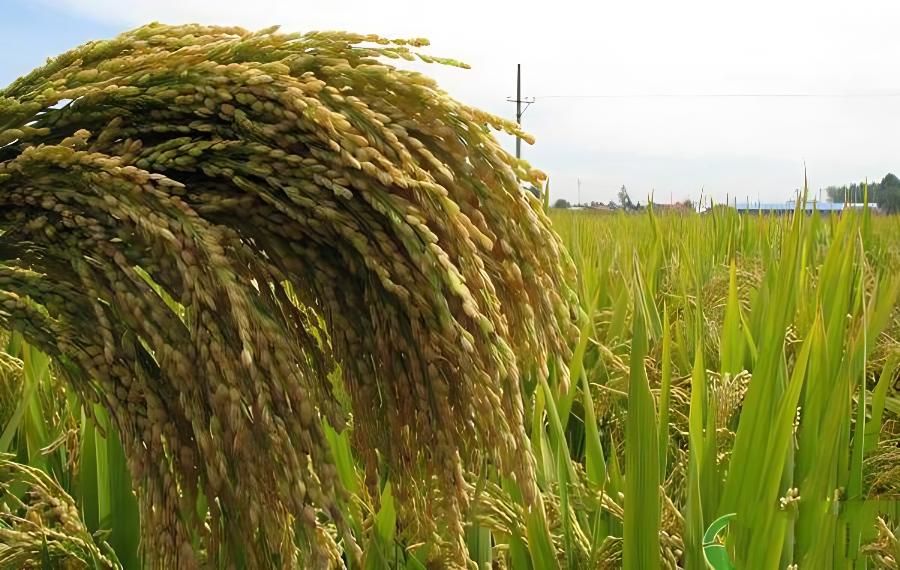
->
0, 23, 579, 568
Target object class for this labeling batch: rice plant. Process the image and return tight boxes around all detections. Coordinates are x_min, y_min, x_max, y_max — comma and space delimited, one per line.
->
550, 204, 899, 569
0, 22, 898, 570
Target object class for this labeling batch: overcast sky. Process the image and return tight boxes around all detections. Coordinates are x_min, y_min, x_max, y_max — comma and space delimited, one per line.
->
3, 0, 899, 204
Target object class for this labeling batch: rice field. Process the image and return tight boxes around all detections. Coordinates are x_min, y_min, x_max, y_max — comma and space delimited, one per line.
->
549, 206, 900, 568
1, 204, 898, 569
1, 22, 899, 570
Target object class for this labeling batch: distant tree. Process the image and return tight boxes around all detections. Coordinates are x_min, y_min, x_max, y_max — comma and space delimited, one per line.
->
678, 199, 695, 211
618, 185, 635, 211
824, 185, 851, 202
607, 200, 618, 209
552, 198, 571, 209
877, 173, 900, 213
825, 180, 880, 204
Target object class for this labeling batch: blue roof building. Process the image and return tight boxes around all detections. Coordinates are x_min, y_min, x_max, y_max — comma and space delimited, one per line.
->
731, 201, 873, 214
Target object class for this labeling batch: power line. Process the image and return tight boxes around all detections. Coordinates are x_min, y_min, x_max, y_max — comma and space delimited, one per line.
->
535, 92, 900, 99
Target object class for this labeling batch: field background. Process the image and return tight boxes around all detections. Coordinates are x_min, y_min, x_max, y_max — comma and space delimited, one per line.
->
2, 205, 899, 569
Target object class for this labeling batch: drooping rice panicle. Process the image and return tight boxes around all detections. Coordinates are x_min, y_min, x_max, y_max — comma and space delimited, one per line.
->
0, 23, 580, 568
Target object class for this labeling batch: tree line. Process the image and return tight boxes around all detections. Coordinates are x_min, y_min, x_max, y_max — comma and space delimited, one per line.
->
553, 185, 694, 211
824, 173, 900, 213
552, 175, 900, 214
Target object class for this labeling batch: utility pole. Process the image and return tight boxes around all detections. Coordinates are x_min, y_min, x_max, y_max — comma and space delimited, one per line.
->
507, 64, 534, 159
577, 178, 582, 206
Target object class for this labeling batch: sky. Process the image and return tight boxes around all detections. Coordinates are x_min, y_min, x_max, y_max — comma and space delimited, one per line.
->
2, 0, 899, 205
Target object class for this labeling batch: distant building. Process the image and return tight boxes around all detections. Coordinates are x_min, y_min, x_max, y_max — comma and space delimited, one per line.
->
730, 201, 875, 214
650, 202, 694, 214
585, 203, 616, 212
566, 203, 617, 213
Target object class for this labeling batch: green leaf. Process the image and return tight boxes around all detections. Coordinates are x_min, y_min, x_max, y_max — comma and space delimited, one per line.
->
623, 258, 660, 570
865, 354, 898, 453
581, 367, 607, 490
657, 304, 672, 481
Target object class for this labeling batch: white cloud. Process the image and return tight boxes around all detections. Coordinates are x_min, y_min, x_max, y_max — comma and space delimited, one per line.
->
41, 0, 900, 203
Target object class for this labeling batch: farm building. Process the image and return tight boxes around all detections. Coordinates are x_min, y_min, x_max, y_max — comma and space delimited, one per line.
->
730, 201, 874, 214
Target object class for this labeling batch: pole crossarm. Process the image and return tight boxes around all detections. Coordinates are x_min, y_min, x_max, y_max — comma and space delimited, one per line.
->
508, 64, 535, 159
